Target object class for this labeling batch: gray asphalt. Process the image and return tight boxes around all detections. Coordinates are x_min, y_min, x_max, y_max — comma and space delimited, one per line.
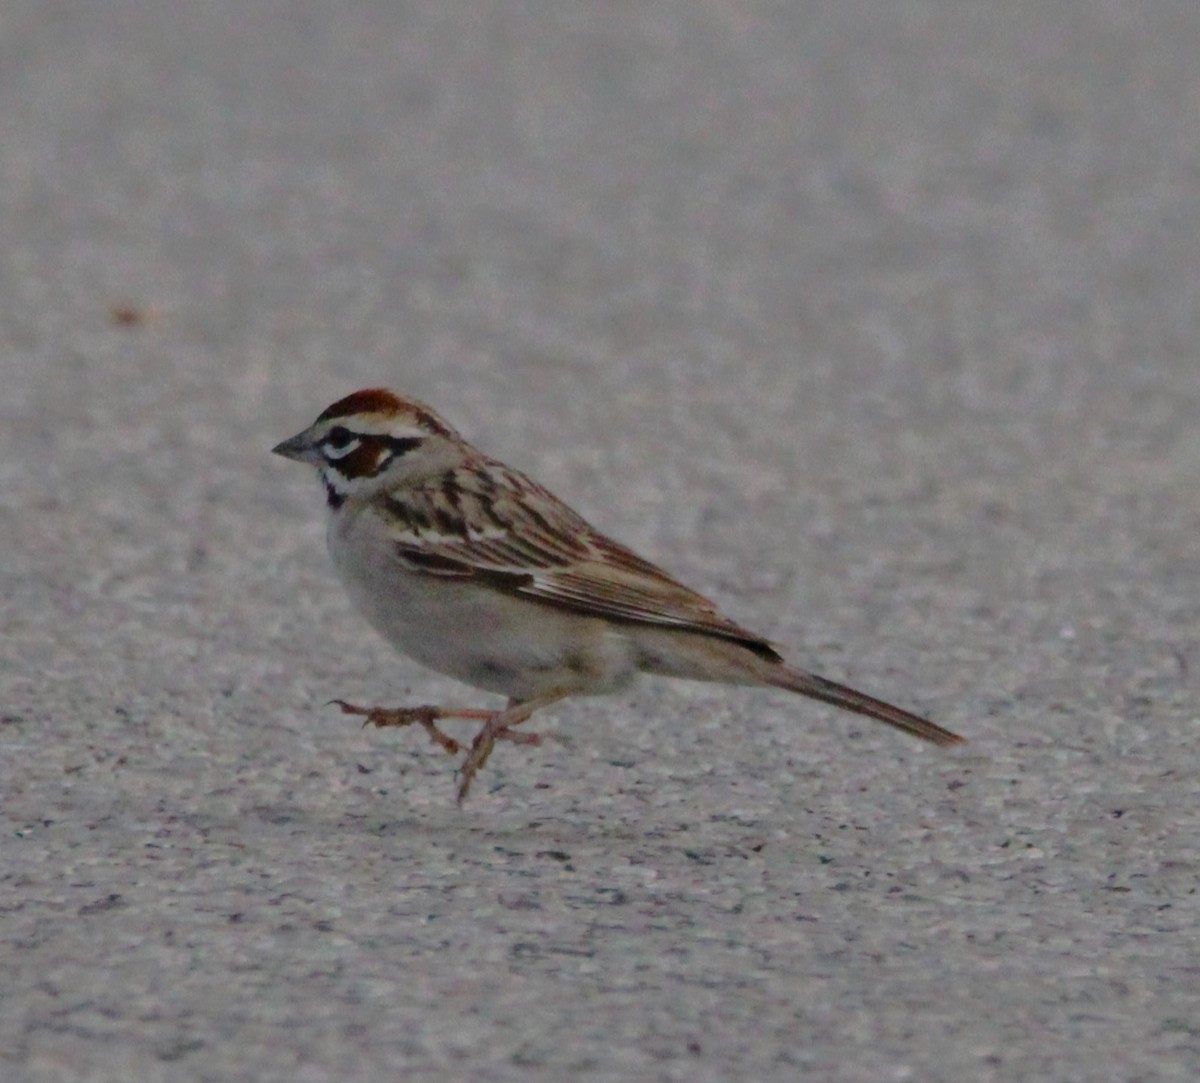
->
3, 2, 1199, 1080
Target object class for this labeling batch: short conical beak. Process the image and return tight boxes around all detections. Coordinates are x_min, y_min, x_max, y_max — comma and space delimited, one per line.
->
271, 429, 320, 463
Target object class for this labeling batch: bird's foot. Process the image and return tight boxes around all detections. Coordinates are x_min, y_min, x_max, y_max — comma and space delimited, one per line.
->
330, 699, 492, 756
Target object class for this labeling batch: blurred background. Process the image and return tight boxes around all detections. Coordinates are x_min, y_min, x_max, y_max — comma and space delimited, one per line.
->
3, 3, 1199, 1080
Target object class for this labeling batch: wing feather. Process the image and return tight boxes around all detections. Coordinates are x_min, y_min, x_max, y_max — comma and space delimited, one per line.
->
385, 463, 774, 650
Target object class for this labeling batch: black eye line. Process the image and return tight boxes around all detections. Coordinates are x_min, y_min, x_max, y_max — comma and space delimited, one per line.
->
382, 436, 423, 456
366, 436, 423, 476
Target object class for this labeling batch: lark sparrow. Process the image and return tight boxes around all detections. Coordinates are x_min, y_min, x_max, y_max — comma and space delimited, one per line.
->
273, 389, 964, 802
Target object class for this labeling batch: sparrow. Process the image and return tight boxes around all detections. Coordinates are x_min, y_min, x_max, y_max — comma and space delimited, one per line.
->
273, 388, 964, 801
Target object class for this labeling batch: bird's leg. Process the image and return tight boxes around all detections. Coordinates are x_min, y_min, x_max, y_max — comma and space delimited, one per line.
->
331, 699, 495, 756
456, 693, 569, 804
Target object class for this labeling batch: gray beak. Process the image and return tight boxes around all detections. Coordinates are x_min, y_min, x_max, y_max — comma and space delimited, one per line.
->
271, 429, 321, 463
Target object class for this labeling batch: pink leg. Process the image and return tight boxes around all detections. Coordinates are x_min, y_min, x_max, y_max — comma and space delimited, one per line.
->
331, 699, 495, 756
455, 693, 569, 804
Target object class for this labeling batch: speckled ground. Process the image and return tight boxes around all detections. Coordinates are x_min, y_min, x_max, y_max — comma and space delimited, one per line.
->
3, 3, 1199, 1081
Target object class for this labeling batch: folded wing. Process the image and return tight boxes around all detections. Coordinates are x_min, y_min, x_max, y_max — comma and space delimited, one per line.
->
385, 462, 779, 656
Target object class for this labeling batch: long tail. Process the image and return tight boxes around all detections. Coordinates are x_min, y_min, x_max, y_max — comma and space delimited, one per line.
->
769, 664, 965, 746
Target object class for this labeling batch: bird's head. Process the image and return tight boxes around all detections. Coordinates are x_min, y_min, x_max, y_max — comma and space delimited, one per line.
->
273, 388, 466, 508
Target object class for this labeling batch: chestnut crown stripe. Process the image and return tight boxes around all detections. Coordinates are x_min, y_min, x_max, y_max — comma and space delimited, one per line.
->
318, 388, 404, 421
318, 388, 455, 437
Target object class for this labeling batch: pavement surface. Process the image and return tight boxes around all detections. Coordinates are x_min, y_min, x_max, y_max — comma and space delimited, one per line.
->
3, 2, 1200, 1081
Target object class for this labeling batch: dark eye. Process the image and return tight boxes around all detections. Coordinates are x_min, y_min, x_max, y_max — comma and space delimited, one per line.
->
321, 426, 362, 460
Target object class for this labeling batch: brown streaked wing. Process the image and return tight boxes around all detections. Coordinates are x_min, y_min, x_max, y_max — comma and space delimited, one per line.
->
385, 462, 591, 576
386, 463, 774, 648
519, 560, 766, 643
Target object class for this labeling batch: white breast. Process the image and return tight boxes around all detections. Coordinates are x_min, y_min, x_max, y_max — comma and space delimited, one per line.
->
325, 501, 639, 700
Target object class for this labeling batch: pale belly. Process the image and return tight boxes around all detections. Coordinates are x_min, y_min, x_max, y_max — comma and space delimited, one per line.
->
328, 507, 639, 701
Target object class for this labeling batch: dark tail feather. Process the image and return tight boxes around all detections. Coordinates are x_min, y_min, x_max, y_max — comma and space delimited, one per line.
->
770, 665, 965, 746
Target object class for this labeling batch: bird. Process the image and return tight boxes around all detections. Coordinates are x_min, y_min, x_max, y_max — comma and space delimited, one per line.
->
272, 388, 964, 802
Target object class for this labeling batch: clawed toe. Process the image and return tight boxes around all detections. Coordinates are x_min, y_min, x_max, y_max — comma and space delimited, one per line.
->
332, 699, 436, 731
329, 693, 567, 803
329, 699, 399, 728
330, 700, 462, 755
